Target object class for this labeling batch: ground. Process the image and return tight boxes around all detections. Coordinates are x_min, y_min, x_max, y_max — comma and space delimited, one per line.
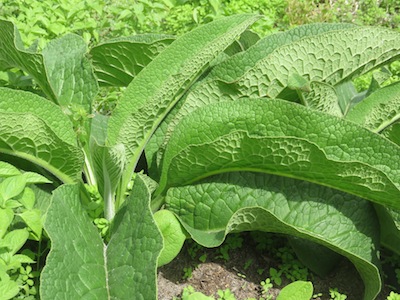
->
157, 232, 396, 300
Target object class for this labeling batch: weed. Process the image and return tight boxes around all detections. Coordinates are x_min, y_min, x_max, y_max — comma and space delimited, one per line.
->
329, 288, 347, 300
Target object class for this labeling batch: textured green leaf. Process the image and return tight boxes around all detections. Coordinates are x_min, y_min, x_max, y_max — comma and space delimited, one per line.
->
277, 281, 313, 300
90, 34, 175, 87
41, 175, 162, 299
0, 112, 83, 183
172, 25, 400, 133
154, 24, 356, 167
165, 172, 381, 300
41, 184, 108, 299
42, 34, 98, 111
233, 26, 400, 99
107, 174, 163, 299
300, 81, 342, 117
0, 88, 77, 146
106, 15, 260, 205
346, 82, 400, 132
107, 14, 260, 172
159, 99, 400, 210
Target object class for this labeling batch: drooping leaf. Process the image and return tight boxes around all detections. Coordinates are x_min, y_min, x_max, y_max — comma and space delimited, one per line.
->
90, 34, 175, 87
0, 112, 83, 183
158, 99, 400, 210
153, 24, 357, 167
41, 175, 162, 299
165, 172, 381, 300
0, 87, 77, 146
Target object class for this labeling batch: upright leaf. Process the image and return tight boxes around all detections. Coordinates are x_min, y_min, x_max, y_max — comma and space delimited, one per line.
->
41, 184, 108, 299
42, 34, 98, 111
41, 175, 162, 299
106, 14, 260, 198
0, 20, 98, 110
0, 20, 55, 100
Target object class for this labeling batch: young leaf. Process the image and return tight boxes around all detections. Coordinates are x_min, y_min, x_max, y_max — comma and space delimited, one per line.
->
165, 172, 381, 300
0, 270, 19, 300
107, 14, 260, 197
0, 208, 14, 239
153, 209, 186, 267
41, 175, 162, 299
0, 161, 21, 177
159, 99, 400, 210
90, 34, 175, 87
276, 281, 313, 300
0, 229, 29, 256
0, 175, 26, 201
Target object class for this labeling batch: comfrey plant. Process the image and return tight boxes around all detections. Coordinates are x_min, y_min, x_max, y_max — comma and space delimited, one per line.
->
0, 15, 400, 300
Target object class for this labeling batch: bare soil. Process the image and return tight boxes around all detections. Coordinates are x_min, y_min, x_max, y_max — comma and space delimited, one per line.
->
157, 232, 396, 300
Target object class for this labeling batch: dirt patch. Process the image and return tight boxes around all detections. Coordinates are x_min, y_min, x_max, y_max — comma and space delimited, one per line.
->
158, 232, 397, 299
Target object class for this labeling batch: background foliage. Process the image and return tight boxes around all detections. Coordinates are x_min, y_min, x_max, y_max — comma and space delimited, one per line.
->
1, 0, 399, 49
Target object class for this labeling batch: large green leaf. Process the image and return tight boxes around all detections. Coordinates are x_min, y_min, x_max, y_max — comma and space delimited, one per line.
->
165, 172, 381, 300
0, 87, 77, 145
171, 25, 400, 126
158, 99, 400, 210
90, 34, 175, 87
41, 175, 162, 299
0, 112, 82, 183
0, 88, 83, 183
106, 14, 260, 200
152, 23, 356, 169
